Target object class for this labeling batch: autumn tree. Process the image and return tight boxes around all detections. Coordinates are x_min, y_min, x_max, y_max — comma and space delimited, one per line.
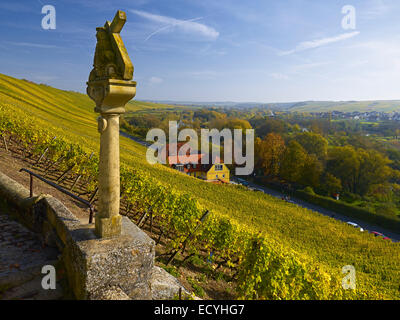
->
280, 140, 308, 183
293, 132, 328, 160
256, 133, 285, 177
209, 118, 252, 131
326, 146, 360, 193
327, 146, 392, 195
356, 148, 392, 195
300, 154, 323, 188
322, 173, 342, 195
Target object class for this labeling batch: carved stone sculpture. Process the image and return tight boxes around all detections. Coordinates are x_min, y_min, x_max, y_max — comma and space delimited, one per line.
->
87, 10, 136, 238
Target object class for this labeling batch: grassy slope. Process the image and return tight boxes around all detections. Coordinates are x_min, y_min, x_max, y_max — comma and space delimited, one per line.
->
1, 73, 399, 298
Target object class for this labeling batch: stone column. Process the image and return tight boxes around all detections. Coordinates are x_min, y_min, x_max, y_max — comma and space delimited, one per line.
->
87, 79, 136, 238
96, 112, 122, 237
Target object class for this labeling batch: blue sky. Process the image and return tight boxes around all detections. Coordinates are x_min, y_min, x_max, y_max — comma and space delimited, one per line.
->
1, 0, 400, 102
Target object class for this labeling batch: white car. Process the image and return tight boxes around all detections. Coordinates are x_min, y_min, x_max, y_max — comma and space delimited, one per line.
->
347, 221, 364, 232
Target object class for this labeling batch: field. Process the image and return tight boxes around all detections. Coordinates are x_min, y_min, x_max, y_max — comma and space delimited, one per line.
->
0, 73, 399, 299
284, 100, 400, 112
165, 100, 400, 112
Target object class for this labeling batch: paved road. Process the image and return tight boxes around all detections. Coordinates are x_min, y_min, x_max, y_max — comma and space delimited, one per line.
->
120, 130, 151, 147
233, 178, 400, 243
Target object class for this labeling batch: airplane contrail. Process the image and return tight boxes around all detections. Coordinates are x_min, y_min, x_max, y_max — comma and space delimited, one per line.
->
144, 16, 205, 42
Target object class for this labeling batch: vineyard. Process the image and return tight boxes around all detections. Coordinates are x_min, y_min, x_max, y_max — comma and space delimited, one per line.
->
0, 73, 399, 299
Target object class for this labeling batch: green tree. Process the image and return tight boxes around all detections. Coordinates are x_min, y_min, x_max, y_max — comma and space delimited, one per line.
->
294, 132, 328, 160
256, 133, 286, 177
322, 173, 342, 195
327, 146, 360, 193
327, 146, 392, 195
356, 149, 392, 195
300, 154, 323, 188
280, 141, 308, 183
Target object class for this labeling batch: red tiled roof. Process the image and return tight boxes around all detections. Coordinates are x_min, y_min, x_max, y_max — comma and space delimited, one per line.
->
168, 153, 221, 165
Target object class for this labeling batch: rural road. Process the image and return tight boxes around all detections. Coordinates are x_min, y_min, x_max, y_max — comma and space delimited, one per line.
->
120, 130, 151, 147
234, 178, 400, 243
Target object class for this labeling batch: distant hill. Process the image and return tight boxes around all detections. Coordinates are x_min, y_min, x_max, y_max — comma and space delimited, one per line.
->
278, 100, 400, 112
145, 99, 400, 112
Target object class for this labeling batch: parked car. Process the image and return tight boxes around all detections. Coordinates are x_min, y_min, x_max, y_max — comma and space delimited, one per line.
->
370, 231, 391, 240
347, 221, 364, 232
237, 178, 250, 187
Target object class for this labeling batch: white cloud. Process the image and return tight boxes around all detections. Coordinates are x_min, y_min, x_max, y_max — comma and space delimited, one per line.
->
7, 41, 59, 49
347, 40, 400, 56
279, 31, 360, 56
291, 62, 331, 71
130, 10, 219, 41
33, 75, 58, 82
362, 0, 389, 19
188, 70, 219, 79
149, 76, 163, 85
270, 73, 289, 80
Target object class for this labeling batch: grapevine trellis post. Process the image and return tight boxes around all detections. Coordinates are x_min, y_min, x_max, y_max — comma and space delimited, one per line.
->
87, 10, 136, 238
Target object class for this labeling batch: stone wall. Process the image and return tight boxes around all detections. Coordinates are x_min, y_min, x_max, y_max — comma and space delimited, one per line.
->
0, 171, 191, 300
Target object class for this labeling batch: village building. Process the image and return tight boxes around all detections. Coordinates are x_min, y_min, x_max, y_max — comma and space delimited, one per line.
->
161, 143, 230, 183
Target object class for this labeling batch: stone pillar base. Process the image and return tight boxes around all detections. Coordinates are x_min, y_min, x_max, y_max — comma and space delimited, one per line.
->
95, 215, 122, 238
63, 216, 155, 300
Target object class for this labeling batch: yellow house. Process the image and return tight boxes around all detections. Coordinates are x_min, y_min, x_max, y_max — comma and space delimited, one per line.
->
165, 144, 230, 183
171, 162, 230, 183
204, 163, 230, 182
184, 163, 230, 183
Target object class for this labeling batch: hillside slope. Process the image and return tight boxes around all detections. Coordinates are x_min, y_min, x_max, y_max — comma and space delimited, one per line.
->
147, 100, 400, 112
0, 73, 399, 298
285, 100, 400, 112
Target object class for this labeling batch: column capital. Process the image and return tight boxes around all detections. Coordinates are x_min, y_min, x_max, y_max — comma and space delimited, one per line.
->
87, 78, 136, 114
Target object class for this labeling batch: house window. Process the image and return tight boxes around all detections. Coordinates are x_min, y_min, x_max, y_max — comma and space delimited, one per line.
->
222, 174, 225, 178
215, 164, 223, 171
193, 164, 197, 169
216, 175, 218, 179
176, 165, 184, 172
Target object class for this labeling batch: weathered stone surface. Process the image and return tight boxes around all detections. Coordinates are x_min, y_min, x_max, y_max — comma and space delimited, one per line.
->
0, 171, 30, 208
88, 10, 134, 82
62, 216, 155, 300
150, 266, 191, 300
45, 196, 82, 248
1, 271, 64, 300
0, 213, 62, 300
95, 285, 131, 300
